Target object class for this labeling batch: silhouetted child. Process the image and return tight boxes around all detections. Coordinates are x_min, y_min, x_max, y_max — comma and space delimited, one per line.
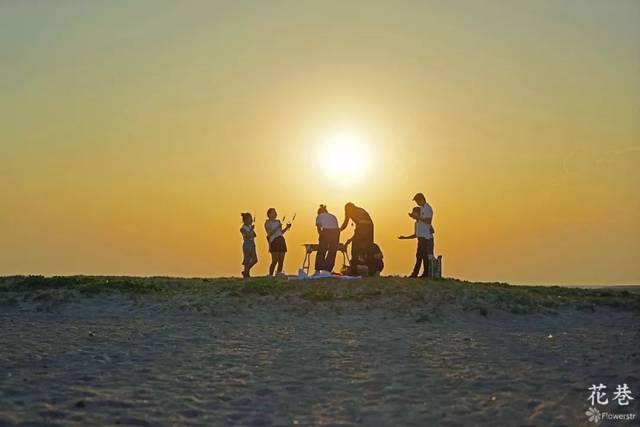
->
240, 213, 257, 278
367, 243, 384, 276
350, 243, 384, 277
398, 206, 434, 278
264, 208, 291, 276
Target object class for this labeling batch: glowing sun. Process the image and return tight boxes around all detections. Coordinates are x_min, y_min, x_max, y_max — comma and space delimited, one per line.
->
316, 130, 372, 186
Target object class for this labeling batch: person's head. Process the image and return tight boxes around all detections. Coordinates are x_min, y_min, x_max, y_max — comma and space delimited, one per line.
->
267, 208, 277, 219
241, 212, 252, 225
413, 192, 426, 206
345, 202, 356, 215
411, 206, 421, 219
317, 204, 328, 215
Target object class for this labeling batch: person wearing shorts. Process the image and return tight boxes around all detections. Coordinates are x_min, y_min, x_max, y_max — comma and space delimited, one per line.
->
264, 207, 291, 276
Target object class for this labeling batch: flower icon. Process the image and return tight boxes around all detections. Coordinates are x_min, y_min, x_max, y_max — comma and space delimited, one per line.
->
585, 406, 601, 423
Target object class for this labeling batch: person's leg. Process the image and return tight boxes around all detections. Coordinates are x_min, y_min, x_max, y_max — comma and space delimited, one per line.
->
419, 238, 434, 278
275, 252, 285, 274
242, 243, 250, 278
419, 251, 429, 278
316, 232, 328, 272
361, 223, 374, 276
248, 250, 258, 276
353, 224, 368, 261
269, 252, 277, 276
350, 238, 359, 262
421, 238, 434, 278
325, 229, 339, 272
412, 238, 426, 277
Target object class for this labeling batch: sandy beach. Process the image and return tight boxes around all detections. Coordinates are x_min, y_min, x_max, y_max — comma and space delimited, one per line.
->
0, 276, 638, 426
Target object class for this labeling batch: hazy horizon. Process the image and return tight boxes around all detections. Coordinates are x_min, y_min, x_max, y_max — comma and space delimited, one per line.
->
2, 1, 639, 285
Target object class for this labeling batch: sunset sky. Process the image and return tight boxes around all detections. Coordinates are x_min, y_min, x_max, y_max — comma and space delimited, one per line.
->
1, 1, 639, 285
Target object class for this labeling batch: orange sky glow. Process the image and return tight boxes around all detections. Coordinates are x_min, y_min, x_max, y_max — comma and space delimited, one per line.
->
1, 1, 639, 284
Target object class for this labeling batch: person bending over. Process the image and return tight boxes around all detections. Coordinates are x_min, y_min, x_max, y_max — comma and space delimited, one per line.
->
340, 202, 374, 265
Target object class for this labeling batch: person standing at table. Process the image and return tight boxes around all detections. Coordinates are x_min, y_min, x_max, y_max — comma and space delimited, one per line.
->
315, 204, 340, 274
340, 202, 374, 265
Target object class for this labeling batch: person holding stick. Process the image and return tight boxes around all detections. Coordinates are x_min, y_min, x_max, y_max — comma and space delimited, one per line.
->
265, 208, 292, 277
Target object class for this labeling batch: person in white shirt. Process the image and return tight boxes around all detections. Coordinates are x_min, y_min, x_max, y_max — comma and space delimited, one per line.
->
398, 206, 434, 278
315, 204, 340, 273
412, 192, 434, 236
264, 207, 292, 277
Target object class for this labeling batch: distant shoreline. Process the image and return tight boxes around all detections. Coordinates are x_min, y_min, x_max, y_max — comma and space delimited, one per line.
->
515, 283, 640, 292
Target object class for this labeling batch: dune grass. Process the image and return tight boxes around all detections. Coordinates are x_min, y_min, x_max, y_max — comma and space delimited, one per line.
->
0, 275, 638, 315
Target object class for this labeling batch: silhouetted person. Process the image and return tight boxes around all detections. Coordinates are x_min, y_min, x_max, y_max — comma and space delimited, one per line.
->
367, 243, 384, 276
350, 242, 384, 277
240, 212, 258, 278
340, 202, 374, 267
398, 206, 432, 278
315, 204, 340, 273
412, 193, 435, 277
265, 208, 291, 276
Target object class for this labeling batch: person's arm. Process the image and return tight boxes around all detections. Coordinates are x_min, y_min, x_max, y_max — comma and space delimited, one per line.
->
241, 227, 255, 239
398, 233, 417, 239
408, 211, 430, 224
340, 213, 351, 231
278, 219, 291, 234
316, 225, 322, 234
